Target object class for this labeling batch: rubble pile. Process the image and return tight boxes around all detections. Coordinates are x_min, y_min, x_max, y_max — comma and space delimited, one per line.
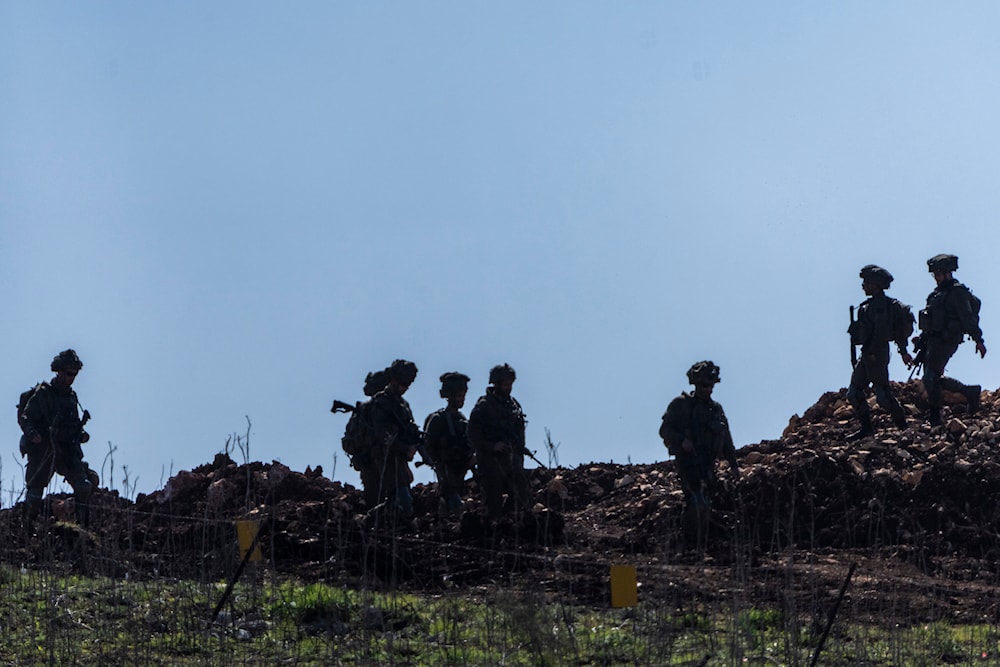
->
3, 380, 1000, 603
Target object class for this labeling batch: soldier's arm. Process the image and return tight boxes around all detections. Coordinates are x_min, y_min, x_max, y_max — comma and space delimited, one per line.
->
468, 400, 505, 452
893, 329, 913, 365
721, 422, 739, 470
954, 289, 987, 356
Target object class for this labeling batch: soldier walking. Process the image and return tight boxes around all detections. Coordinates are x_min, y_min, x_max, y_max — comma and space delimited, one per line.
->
423, 372, 476, 515
468, 364, 531, 518
18, 349, 98, 526
914, 253, 986, 426
368, 359, 423, 517
659, 361, 739, 552
846, 264, 914, 440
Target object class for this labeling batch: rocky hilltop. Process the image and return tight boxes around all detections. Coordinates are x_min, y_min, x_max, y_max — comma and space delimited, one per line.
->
3, 380, 999, 621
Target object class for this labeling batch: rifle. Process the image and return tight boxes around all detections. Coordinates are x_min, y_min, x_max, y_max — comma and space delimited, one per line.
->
849, 305, 858, 367
521, 446, 547, 469
414, 441, 436, 469
330, 399, 355, 414
50, 408, 91, 453
909, 335, 926, 380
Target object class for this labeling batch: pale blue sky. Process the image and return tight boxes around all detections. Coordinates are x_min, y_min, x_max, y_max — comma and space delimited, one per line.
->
3, 3, 999, 500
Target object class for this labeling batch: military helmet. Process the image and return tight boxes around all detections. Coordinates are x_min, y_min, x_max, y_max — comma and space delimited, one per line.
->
439, 372, 470, 398
927, 253, 959, 273
51, 349, 83, 373
363, 369, 389, 397
386, 359, 418, 384
859, 264, 893, 289
488, 363, 516, 385
686, 360, 720, 385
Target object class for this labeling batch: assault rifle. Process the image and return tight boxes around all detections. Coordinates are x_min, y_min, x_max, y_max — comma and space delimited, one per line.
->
909, 335, 926, 380
849, 305, 858, 367
522, 446, 547, 469
330, 399, 355, 414
51, 408, 91, 444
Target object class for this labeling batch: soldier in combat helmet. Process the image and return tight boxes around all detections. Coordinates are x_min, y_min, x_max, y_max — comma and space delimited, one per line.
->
914, 253, 986, 426
659, 361, 739, 552
423, 372, 476, 515
18, 349, 98, 526
846, 264, 914, 440
368, 359, 423, 517
469, 364, 531, 518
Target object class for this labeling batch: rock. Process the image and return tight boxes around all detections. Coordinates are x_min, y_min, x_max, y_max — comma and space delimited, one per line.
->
614, 475, 634, 489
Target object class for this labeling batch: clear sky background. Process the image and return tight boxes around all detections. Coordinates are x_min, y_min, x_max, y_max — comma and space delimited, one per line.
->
3, 3, 999, 503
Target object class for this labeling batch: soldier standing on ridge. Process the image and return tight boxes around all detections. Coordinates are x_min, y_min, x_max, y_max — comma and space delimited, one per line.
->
846, 264, 914, 440
423, 372, 476, 515
659, 361, 739, 552
343, 369, 389, 509
368, 359, 423, 517
18, 349, 98, 526
914, 253, 986, 426
469, 364, 531, 518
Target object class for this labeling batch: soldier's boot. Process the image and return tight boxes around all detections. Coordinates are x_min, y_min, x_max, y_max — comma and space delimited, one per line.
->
891, 408, 908, 430
965, 385, 982, 417
392, 486, 413, 519
442, 493, 464, 516
23, 489, 43, 527
72, 478, 94, 528
928, 408, 943, 427
847, 415, 874, 441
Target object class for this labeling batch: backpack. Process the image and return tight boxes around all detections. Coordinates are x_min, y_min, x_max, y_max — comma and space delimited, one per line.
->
964, 286, 983, 317
341, 400, 376, 458
889, 298, 915, 343
16, 382, 45, 430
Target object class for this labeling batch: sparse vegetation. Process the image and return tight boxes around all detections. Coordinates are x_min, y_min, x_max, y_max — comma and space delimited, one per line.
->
3, 564, 1000, 665
4, 382, 1000, 664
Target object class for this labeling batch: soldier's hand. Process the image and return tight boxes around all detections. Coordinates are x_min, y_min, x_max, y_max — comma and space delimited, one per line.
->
30, 432, 42, 444
80, 430, 90, 444
681, 438, 695, 454
900, 351, 914, 367
976, 341, 987, 358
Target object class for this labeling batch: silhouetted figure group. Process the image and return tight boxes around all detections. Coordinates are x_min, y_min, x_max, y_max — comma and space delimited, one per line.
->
14, 254, 986, 555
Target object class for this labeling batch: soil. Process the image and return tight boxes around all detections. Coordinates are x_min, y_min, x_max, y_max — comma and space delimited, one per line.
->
5, 379, 1000, 625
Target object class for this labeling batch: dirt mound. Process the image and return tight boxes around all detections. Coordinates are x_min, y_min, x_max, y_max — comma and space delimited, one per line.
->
4, 380, 1000, 620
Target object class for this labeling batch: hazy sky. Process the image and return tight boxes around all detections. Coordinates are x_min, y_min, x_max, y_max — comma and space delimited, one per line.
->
3, 3, 999, 502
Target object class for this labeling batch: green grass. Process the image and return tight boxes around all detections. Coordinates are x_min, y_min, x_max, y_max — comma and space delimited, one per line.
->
1, 563, 999, 665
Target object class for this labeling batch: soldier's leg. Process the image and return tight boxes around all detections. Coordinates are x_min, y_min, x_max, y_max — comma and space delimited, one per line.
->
922, 340, 958, 425
390, 459, 414, 517
475, 453, 505, 518
846, 359, 874, 439
508, 456, 531, 513
676, 464, 710, 552
938, 377, 982, 416
24, 447, 55, 523
439, 462, 465, 514
867, 347, 907, 428
360, 462, 386, 508
58, 453, 94, 526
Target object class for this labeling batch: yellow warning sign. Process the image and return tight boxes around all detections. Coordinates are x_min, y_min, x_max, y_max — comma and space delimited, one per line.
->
610, 565, 638, 608
236, 520, 262, 563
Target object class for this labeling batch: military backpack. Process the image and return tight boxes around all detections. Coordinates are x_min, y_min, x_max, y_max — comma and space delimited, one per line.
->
341, 400, 376, 459
889, 299, 915, 343
16, 383, 46, 428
